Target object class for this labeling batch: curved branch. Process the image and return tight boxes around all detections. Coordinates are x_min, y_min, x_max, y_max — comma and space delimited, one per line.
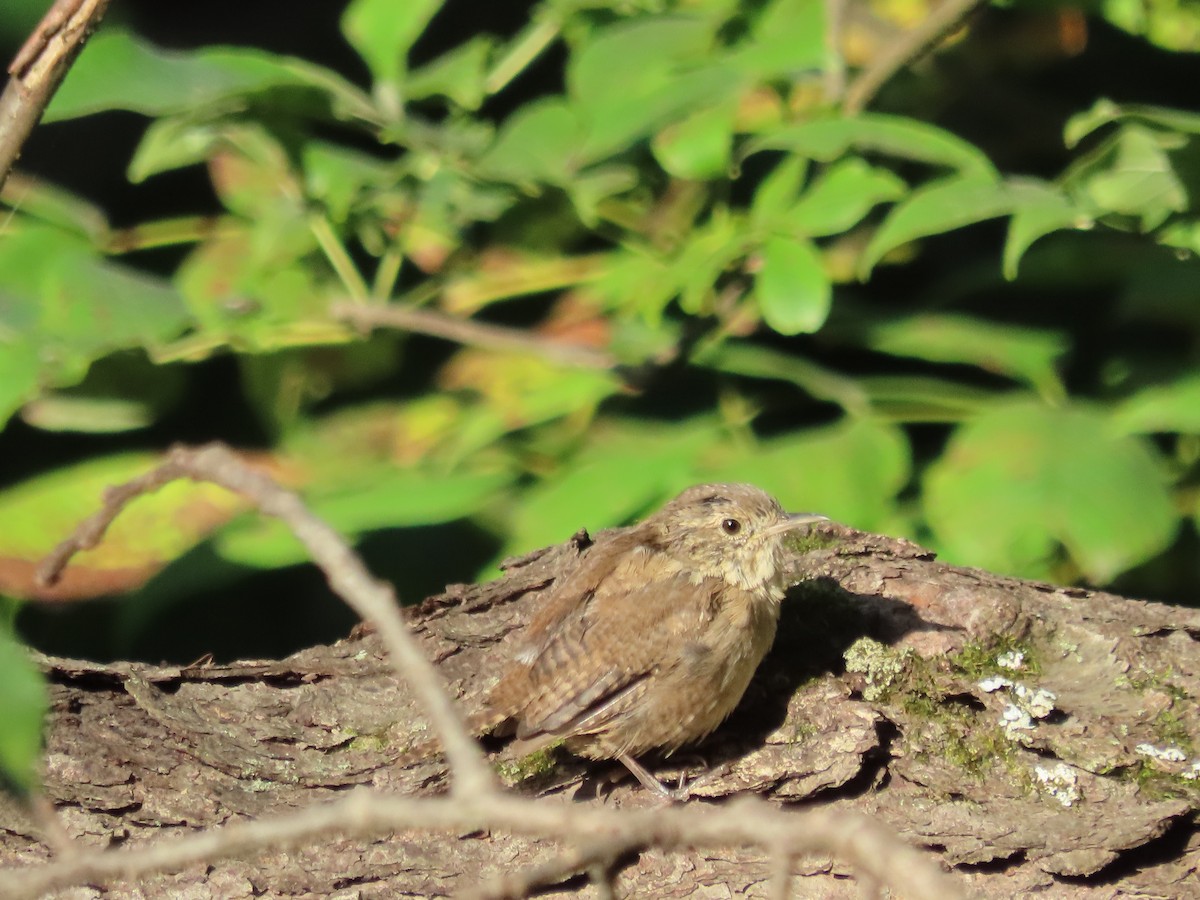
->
0, 0, 111, 190
35, 443, 497, 798
842, 0, 986, 115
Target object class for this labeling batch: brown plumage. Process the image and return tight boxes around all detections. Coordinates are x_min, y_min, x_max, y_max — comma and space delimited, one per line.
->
475, 482, 826, 798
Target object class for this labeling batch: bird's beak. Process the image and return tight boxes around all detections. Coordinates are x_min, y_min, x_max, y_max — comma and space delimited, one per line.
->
763, 513, 828, 536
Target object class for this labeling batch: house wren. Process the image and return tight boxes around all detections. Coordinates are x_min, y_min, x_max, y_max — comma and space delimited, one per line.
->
474, 482, 826, 799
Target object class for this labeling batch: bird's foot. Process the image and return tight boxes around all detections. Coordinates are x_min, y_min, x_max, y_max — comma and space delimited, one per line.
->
616, 752, 691, 803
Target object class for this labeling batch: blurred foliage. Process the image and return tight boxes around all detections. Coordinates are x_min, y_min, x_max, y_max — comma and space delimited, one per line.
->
4, 0, 1200, 785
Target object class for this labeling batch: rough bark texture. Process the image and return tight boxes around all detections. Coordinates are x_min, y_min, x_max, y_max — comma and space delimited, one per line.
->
3, 524, 1199, 897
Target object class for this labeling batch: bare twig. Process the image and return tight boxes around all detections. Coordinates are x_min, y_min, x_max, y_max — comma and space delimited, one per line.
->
0, 0, 111, 190
35, 443, 496, 798
842, 0, 986, 115
25, 446, 966, 900
332, 300, 617, 370
822, 0, 847, 103
768, 838, 796, 900
0, 790, 965, 900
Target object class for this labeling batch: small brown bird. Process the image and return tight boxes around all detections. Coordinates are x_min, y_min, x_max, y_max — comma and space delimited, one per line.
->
475, 483, 827, 799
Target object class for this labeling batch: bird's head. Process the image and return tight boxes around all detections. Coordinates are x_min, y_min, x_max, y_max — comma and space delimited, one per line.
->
643, 483, 827, 596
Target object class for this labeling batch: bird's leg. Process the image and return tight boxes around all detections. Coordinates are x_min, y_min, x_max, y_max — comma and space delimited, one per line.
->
616, 752, 690, 803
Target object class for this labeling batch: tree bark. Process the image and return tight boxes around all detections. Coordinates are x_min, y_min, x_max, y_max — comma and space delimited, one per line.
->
3, 523, 1198, 897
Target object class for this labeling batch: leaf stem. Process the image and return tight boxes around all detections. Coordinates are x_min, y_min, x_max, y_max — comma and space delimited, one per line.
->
485, 18, 560, 95
309, 213, 370, 301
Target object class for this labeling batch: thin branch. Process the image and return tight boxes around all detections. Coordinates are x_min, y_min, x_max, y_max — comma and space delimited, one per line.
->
842, 0, 987, 115
35, 443, 496, 798
768, 839, 795, 900
0, 0, 111, 190
0, 790, 966, 900
485, 17, 561, 96
332, 300, 617, 370
822, 0, 847, 103
310, 213, 371, 300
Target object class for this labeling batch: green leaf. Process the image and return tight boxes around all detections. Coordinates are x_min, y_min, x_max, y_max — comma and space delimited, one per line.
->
0, 224, 190, 427
865, 314, 1068, 396
1065, 97, 1126, 147
732, 0, 826, 78
46, 30, 372, 123
0, 453, 250, 600
747, 114, 995, 176
859, 174, 1021, 277
855, 375, 1006, 422
172, 229, 345, 356
216, 469, 511, 568
341, 0, 444, 89
788, 157, 906, 237
705, 417, 910, 533
750, 156, 809, 229
1112, 373, 1200, 434
479, 99, 584, 184
406, 36, 494, 110
754, 235, 831, 334
128, 117, 222, 182
1003, 188, 1089, 280
670, 212, 745, 314
569, 17, 737, 161
1100, 0, 1200, 52
924, 403, 1179, 583
652, 101, 735, 180
1066, 98, 1200, 147
0, 629, 47, 791
1082, 125, 1186, 231
497, 419, 720, 562
20, 352, 186, 434
302, 142, 397, 225
0, 338, 41, 426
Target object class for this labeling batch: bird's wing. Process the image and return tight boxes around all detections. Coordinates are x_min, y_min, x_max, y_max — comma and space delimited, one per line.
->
511, 555, 723, 745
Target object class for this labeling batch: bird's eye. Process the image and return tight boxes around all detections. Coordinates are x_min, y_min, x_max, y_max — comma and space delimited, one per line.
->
721, 518, 741, 535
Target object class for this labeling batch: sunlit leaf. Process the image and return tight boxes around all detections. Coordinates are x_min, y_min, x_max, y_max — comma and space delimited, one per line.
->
1003, 189, 1089, 280
341, 0, 444, 89
750, 156, 809, 229
865, 314, 1068, 395
924, 403, 1178, 583
301, 142, 397, 225
0, 629, 47, 791
438, 350, 619, 429
0, 453, 256, 601
704, 417, 910, 532
128, 117, 220, 182
1112, 373, 1200, 434
47, 30, 372, 123
19, 353, 186, 434
0, 339, 41, 427
753, 235, 831, 334
788, 157, 906, 237
569, 17, 737, 161
0, 224, 190, 426
652, 101, 735, 180
696, 341, 871, 414
860, 174, 1040, 277
1100, 0, 1200, 52
731, 0, 826, 77
216, 469, 512, 568
747, 114, 995, 176
1081, 125, 1186, 231
496, 419, 720, 562
407, 37, 494, 110
478, 99, 584, 184
671, 212, 745, 314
